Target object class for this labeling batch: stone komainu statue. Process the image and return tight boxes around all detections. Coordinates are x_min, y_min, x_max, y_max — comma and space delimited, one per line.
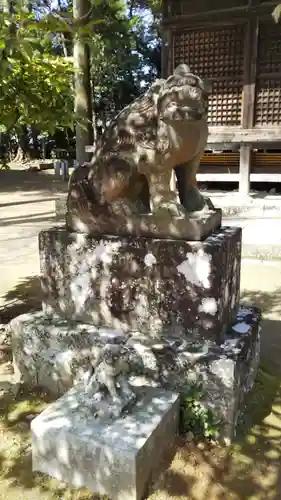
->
66, 64, 213, 236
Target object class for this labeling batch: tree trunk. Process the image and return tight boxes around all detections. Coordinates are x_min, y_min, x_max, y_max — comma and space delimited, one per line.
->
73, 0, 93, 165
2, 0, 11, 12
14, 126, 32, 163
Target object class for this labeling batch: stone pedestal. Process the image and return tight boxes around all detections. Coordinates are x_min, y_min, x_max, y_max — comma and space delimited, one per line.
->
11, 305, 261, 443
8, 214, 261, 498
39, 226, 241, 343
31, 387, 179, 500
66, 207, 222, 241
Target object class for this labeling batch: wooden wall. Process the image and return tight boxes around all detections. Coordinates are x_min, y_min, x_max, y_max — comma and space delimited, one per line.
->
162, 0, 281, 192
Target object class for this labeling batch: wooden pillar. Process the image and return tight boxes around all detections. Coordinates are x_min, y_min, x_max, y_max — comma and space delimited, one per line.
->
161, 28, 172, 78
239, 145, 251, 196
239, 15, 258, 195
162, 28, 177, 194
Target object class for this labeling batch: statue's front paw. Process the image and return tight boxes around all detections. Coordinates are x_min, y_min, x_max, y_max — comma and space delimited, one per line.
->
154, 201, 187, 218
204, 196, 215, 210
110, 200, 135, 216
112, 394, 123, 405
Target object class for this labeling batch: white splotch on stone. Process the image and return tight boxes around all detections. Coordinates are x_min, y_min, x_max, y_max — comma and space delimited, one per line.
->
238, 307, 253, 318
129, 342, 158, 373
68, 238, 121, 316
198, 297, 217, 315
95, 241, 121, 265
177, 249, 211, 289
72, 218, 90, 233
144, 252, 157, 267
232, 322, 251, 334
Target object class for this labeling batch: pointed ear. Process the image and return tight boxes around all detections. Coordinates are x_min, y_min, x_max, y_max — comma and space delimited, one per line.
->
165, 74, 178, 87
199, 78, 212, 94
150, 79, 165, 94
174, 63, 191, 76
149, 79, 165, 105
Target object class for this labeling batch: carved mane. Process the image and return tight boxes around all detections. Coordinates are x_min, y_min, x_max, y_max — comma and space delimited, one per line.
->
97, 80, 165, 156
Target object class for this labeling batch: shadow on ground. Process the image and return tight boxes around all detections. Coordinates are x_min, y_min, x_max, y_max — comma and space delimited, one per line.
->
0, 282, 281, 498
0, 276, 42, 323
0, 170, 68, 199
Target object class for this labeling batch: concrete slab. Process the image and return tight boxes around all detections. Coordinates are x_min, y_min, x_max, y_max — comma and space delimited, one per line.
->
206, 191, 281, 218
31, 386, 179, 500
0, 192, 63, 307
222, 218, 281, 259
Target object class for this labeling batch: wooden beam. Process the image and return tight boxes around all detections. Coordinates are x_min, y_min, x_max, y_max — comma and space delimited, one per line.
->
162, 2, 279, 27
207, 127, 281, 144
197, 173, 281, 183
85, 127, 281, 156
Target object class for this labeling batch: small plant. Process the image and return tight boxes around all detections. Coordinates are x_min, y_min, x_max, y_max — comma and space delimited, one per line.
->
180, 382, 221, 440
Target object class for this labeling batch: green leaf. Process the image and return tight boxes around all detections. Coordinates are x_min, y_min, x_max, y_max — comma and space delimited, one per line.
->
272, 4, 281, 23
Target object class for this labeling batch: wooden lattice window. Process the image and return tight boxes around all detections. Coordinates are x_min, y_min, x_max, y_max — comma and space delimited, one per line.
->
173, 25, 245, 125
255, 79, 281, 125
255, 21, 281, 125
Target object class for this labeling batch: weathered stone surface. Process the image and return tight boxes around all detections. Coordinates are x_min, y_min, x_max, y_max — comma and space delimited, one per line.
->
10, 310, 214, 396
39, 226, 241, 342
11, 312, 130, 395
31, 387, 179, 500
66, 64, 214, 240
67, 207, 222, 241
59, 193, 221, 240
11, 305, 260, 443
184, 305, 261, 444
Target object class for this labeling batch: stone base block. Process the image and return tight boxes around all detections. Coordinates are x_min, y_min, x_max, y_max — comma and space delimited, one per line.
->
188, 305, 261, 443
11, 312, 129, 395
11, 306, 261, 443
31, 387, 179, 500
39, 226, 241, 342
66, 208, 222, 241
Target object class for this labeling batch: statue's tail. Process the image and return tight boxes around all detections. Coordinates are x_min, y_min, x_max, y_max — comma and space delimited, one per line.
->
65, 163, 113, 234
66, 164, 98, 233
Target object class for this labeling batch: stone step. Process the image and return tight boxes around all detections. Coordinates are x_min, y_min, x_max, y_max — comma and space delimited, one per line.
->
31, 385, 179, 500
11, 305, 261, 445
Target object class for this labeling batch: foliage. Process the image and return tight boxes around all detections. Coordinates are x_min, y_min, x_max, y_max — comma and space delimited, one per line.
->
272, 4, 281, 23
90, 0, 162, 127
0, 4, 76, 136
0, 0, 162, 156
180, 382, 221, 440
0, 56, 74, 135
